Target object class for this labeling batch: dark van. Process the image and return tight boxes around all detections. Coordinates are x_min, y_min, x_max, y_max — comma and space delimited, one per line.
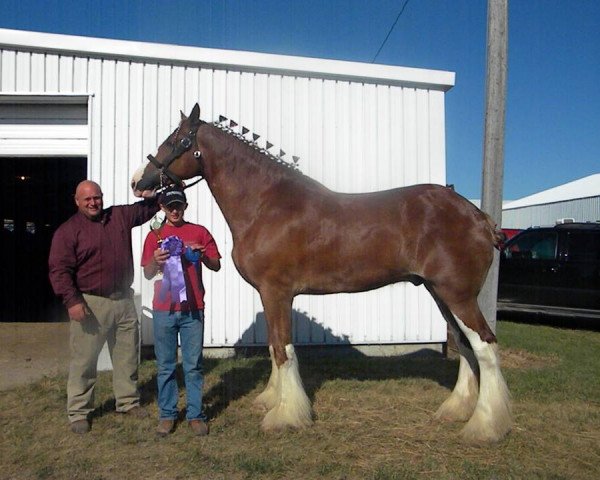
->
498, 222, 600, 318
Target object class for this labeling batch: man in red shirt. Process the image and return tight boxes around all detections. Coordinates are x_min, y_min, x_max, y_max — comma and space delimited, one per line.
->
141, 185, 221, 437
49, 180, 158, 434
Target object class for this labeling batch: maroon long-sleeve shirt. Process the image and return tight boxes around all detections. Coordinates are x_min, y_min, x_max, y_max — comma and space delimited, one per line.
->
48, 200, 159, 309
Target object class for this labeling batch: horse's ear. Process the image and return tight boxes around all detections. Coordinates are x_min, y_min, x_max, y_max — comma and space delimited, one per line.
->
190, 103, 200, 122
180, 110, 187, 121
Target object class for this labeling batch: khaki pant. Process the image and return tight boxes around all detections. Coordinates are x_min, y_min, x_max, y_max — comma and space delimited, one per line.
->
67, 294, 140, 423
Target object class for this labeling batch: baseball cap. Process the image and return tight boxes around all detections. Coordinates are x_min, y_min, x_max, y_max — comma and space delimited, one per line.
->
159, 186, 187, 206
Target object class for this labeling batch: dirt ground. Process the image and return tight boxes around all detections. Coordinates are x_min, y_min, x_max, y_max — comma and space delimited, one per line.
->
0, 320, 567, 393
0, 322, 70, 391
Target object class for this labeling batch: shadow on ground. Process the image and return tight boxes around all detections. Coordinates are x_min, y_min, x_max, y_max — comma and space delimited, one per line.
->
140, 308, 454, 423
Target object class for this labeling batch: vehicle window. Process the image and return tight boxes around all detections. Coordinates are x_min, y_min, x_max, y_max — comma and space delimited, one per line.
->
504, 231, 558, 260
567, 232, 600, 262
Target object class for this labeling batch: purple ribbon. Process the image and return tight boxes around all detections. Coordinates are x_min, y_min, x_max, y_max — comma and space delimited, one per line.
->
159, 235, 187, 304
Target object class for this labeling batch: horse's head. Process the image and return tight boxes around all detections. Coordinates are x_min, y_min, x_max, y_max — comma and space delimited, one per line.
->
131, 103, 204, 197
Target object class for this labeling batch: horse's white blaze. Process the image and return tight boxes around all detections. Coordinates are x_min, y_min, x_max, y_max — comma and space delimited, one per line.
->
434, 341, 479, 422
253, 345, 280, 411
261, 344, 313, 430
131, 164, 147, 196
455, 317, 512, 443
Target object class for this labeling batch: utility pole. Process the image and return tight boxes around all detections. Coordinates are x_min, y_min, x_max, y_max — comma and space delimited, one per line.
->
479, 0, 508, 333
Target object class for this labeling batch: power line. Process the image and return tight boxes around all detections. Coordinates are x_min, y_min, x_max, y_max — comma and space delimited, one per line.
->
371, 0, 411, 63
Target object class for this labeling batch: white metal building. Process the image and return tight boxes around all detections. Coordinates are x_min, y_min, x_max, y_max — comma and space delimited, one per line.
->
0, 28, 455, 351
502, 174, 600, 229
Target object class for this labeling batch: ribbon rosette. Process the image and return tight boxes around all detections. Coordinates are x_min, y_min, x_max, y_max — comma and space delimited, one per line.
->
159, 235, 187, 304
184, 246, 202, 265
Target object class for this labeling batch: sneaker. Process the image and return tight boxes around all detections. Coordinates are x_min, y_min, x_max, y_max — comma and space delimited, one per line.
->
70, 419, 90, 434
156, 419, 175, 437
188, 419, 209, 436
124, 406, 149, 418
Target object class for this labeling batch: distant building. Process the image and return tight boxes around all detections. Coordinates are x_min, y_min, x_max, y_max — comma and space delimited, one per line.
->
502, 174, 600, 229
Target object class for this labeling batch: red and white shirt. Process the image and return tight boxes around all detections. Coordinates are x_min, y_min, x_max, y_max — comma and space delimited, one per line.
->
141, 222, 221, 312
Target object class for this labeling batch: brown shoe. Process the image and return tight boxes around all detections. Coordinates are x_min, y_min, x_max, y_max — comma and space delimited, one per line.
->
188, 419, 209, 436
156, 419, 175, 437
70, 419, 90, 434
124, 406, 149, 418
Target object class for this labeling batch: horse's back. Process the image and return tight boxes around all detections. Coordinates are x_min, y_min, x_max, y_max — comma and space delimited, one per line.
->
236, 182, 497, 296
335, 183, 496, 245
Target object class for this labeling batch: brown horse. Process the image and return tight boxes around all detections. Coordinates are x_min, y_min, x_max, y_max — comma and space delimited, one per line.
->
132, 104, 512, 444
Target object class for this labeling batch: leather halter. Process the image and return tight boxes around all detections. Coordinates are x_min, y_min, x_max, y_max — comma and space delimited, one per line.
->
146, 123, 203, 189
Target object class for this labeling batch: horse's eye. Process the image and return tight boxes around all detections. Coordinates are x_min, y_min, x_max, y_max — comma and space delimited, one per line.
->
180, 137, 192, 148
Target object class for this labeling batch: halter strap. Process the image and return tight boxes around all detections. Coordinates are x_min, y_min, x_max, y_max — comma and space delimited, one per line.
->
147, 122, 204, 189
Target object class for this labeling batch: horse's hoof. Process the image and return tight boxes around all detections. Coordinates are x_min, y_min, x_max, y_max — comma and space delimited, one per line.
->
252, 398, 272, 413
260, 418, 312, 432
459, 428, 510, 445
433, 411, 468, 423
459, 418, 511, 444
253, 390, 278, 411
252, 402, 268, 413
433, 397, 477, 423
433, 404, 474, 423
261, 404, 313, 431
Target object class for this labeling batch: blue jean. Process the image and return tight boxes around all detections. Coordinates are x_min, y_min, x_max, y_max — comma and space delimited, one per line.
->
152, 309, 206, 421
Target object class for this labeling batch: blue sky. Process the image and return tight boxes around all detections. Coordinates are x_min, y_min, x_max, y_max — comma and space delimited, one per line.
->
0, 0, 598, 200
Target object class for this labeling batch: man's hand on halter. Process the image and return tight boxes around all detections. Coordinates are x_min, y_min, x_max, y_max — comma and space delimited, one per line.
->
140, 188, 159, 199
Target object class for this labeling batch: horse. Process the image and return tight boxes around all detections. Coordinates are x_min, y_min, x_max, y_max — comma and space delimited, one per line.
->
131, 103, 512, 444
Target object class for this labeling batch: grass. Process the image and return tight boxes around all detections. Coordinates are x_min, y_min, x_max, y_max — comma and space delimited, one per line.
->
1, 320, 599, 479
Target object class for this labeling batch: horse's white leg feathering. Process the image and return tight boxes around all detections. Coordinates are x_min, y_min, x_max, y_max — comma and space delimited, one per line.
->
261, 344, 313, 430
253, 345, 280, 411
455, 317, 512, 444
433, 338, 479, 422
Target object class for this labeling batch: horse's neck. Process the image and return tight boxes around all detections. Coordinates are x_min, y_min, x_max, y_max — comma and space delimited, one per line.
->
200, 126, 302, 237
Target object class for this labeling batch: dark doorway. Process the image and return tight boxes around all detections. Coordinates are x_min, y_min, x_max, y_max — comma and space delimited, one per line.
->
1, 157, 87, 322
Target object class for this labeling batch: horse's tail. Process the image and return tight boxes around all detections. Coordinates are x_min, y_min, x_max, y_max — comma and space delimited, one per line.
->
454, 186, 505, 250
483, 213, 505, 249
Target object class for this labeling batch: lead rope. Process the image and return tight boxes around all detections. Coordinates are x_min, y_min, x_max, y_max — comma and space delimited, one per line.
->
150, 146, 202, 240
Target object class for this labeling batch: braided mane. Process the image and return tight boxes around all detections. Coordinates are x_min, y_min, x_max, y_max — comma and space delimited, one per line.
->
211, 118, 302, 174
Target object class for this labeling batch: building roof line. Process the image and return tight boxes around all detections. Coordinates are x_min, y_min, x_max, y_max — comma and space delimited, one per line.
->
0, 28, 455, 91
503, 173, 600, 209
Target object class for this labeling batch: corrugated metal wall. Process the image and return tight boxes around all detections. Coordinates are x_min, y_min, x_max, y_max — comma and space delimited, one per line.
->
0, 29, 454, 347
503, 196, 600, 229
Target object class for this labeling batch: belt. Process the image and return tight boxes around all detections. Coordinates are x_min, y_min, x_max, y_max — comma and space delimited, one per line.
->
107, 289, 133, 300
83, 289, 133, 300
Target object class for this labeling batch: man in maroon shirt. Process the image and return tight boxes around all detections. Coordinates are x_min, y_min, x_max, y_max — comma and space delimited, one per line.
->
49, 180, 158, 434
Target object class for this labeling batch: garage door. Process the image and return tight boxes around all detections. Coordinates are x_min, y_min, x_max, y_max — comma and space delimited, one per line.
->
0, 95, 88, 156
0, 95, 89, 321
